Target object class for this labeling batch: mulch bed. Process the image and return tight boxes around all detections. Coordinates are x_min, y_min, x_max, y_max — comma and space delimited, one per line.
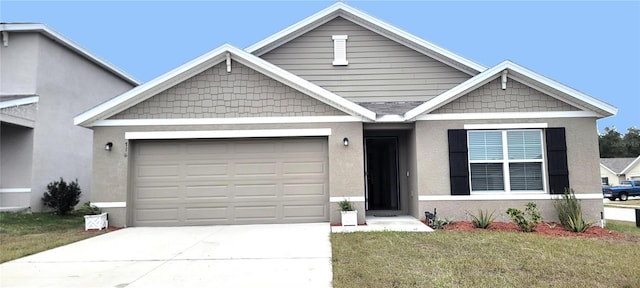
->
443, 221, 624, 239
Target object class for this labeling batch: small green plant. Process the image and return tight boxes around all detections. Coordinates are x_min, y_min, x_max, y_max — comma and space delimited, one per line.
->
75, 202, 101, 215
338, 199, 355, 211
432, 217, 454, 229
42, 178, 82, 216
506, 202, 542, 232
553, 188, 593, 233
468, 209, 496, 229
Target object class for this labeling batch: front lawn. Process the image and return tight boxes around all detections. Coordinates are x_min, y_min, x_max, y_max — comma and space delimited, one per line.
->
332, 230, 640, 287
0, 212, 108, 263
604, 199, 640, 207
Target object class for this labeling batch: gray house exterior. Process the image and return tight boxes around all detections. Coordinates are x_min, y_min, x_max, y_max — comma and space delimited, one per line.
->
0, 23, 138, 211
75, 3, 616, 227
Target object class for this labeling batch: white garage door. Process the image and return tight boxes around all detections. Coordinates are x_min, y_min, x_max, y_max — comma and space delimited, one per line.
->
131, 137, 329, 226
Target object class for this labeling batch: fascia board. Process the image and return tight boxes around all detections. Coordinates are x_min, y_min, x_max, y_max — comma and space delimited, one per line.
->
621, 155, 640, 175
600, 162, 618, 175
0, 96, 39, 109
504, 61, 617, 117
245, 3, 485, 73
74, 45, 231, 126
1, 23, 139, 86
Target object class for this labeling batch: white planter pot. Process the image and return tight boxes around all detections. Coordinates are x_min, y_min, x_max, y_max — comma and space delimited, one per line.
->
84, 212, 108, 231
341, 210, 358, 226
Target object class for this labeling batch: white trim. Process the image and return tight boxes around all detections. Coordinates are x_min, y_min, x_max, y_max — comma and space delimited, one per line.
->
91, 202, 126, 208
375, 115, 405, 122
245, 3, 485, 73
0, 188, 31, 193
0, 23, 139, 85
419, 193, 603, 201
464, 123, 548, 130
405, 60, 617, 120
330, 196, 365, 202
125, 128, 332, 140
0, 96, 39, 109
621, 155, 640, 175
600, 162, 619, 176
74, 44, 376, 127
416, 111, 601, 121
332, 35, 348, 66
92, 116, 362, 127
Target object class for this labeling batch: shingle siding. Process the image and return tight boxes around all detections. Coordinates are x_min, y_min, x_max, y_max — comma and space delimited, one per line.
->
261, 17, 471, 102
433, 78, 580, 114
110, 61, 345, 119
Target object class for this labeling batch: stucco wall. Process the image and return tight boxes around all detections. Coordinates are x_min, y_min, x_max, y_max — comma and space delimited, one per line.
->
625, 162, 640, 180
415, 117, 602, 221
26, 33, 134, 210
433, 78, 580, 113
92, 122, 365, 227
111, 61, 344, 119
0, 33, 39, 95
600, 166, 623, 186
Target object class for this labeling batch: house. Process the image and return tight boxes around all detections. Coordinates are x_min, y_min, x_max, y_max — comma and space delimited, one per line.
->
74, 3, 616, 227
600, 156, 640, 186
0, 23, 138, 211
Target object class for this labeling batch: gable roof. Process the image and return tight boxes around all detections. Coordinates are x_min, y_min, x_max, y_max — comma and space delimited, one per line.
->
1, 23, 139, 86
404, 60, 618, 120
74, 44, 376, 127
601, 156, 640, 175
245, 2, 485, 75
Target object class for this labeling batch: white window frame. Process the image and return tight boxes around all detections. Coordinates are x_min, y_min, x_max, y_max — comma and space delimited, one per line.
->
468, 129, 547, 194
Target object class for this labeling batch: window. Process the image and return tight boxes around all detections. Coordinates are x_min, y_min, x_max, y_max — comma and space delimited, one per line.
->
468, 130, 544, 193
601, 177, 609, 186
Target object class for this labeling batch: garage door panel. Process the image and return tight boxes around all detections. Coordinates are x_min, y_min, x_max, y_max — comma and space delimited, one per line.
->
282, 183, 325, 196
185, 164, 228, 177
185, 185, 230, 199
132, 137, 328, 226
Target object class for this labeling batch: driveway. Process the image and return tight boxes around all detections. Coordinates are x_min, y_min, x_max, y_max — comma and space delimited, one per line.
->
0, 223, 332, 288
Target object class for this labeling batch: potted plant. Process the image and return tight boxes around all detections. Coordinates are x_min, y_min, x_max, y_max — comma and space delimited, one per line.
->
338, 199, 357, 226
77, 202, 108, 231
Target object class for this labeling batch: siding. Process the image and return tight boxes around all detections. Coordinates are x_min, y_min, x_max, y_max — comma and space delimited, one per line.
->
261, 17, 471, 102
111, 61, 345, 119
432, 78, 580, 114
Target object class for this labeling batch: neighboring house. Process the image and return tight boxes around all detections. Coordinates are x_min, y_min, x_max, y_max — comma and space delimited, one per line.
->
0, 23, 138, 211
74, 3, 616, 227
600, 156, 640, 186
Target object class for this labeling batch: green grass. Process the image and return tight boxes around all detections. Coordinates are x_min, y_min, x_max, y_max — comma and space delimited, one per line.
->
332, 231, 640, 288
0, 212, 107, 263
604, 199, 640, 207
607, 219, 640, 236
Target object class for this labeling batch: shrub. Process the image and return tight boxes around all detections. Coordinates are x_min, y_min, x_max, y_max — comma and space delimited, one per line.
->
42, 178, 81, 216
75, 202, 101, 215
553, 188, 592, 233
338, 199, 355, 211
432, 217, 454, 229
468, 209, 496, 229
506, 202, 542, 232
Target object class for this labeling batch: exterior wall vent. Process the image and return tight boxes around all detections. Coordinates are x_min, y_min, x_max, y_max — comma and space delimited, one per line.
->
332, 35, 348, 66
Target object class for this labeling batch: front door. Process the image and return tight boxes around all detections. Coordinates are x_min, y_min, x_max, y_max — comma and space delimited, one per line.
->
365, 137, 400, 210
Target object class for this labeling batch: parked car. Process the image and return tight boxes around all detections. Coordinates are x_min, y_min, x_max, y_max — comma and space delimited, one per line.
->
603, 180, 640, 201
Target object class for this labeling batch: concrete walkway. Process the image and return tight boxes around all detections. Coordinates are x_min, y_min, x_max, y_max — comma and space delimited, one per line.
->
0, 223, 332, 288
604, 207, 639, 222
331, 215, 433, 233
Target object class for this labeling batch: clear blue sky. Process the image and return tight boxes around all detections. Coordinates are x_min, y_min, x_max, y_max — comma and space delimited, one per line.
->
2, 1, 638, 132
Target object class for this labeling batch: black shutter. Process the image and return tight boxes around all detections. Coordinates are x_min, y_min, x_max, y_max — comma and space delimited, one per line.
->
546, 128, 569, 194
448, 129, 470, 195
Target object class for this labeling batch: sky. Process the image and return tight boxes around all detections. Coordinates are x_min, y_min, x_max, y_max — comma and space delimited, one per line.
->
1, 1, 638, 132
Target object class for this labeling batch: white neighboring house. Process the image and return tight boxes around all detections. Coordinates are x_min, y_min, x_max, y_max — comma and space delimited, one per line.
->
0, 23, 138, 211
600, 156, 640, 186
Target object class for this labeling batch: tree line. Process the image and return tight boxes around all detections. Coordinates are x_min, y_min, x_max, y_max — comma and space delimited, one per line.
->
599, 126, 640, 158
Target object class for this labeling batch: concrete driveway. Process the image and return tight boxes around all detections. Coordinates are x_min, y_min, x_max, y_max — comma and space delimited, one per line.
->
0, 223, 332, 288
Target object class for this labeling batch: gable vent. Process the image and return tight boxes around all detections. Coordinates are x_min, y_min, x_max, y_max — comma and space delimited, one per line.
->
332, 35, 348, 66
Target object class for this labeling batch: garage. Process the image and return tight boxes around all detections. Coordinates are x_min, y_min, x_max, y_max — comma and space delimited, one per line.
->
130, 137, 329, 226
